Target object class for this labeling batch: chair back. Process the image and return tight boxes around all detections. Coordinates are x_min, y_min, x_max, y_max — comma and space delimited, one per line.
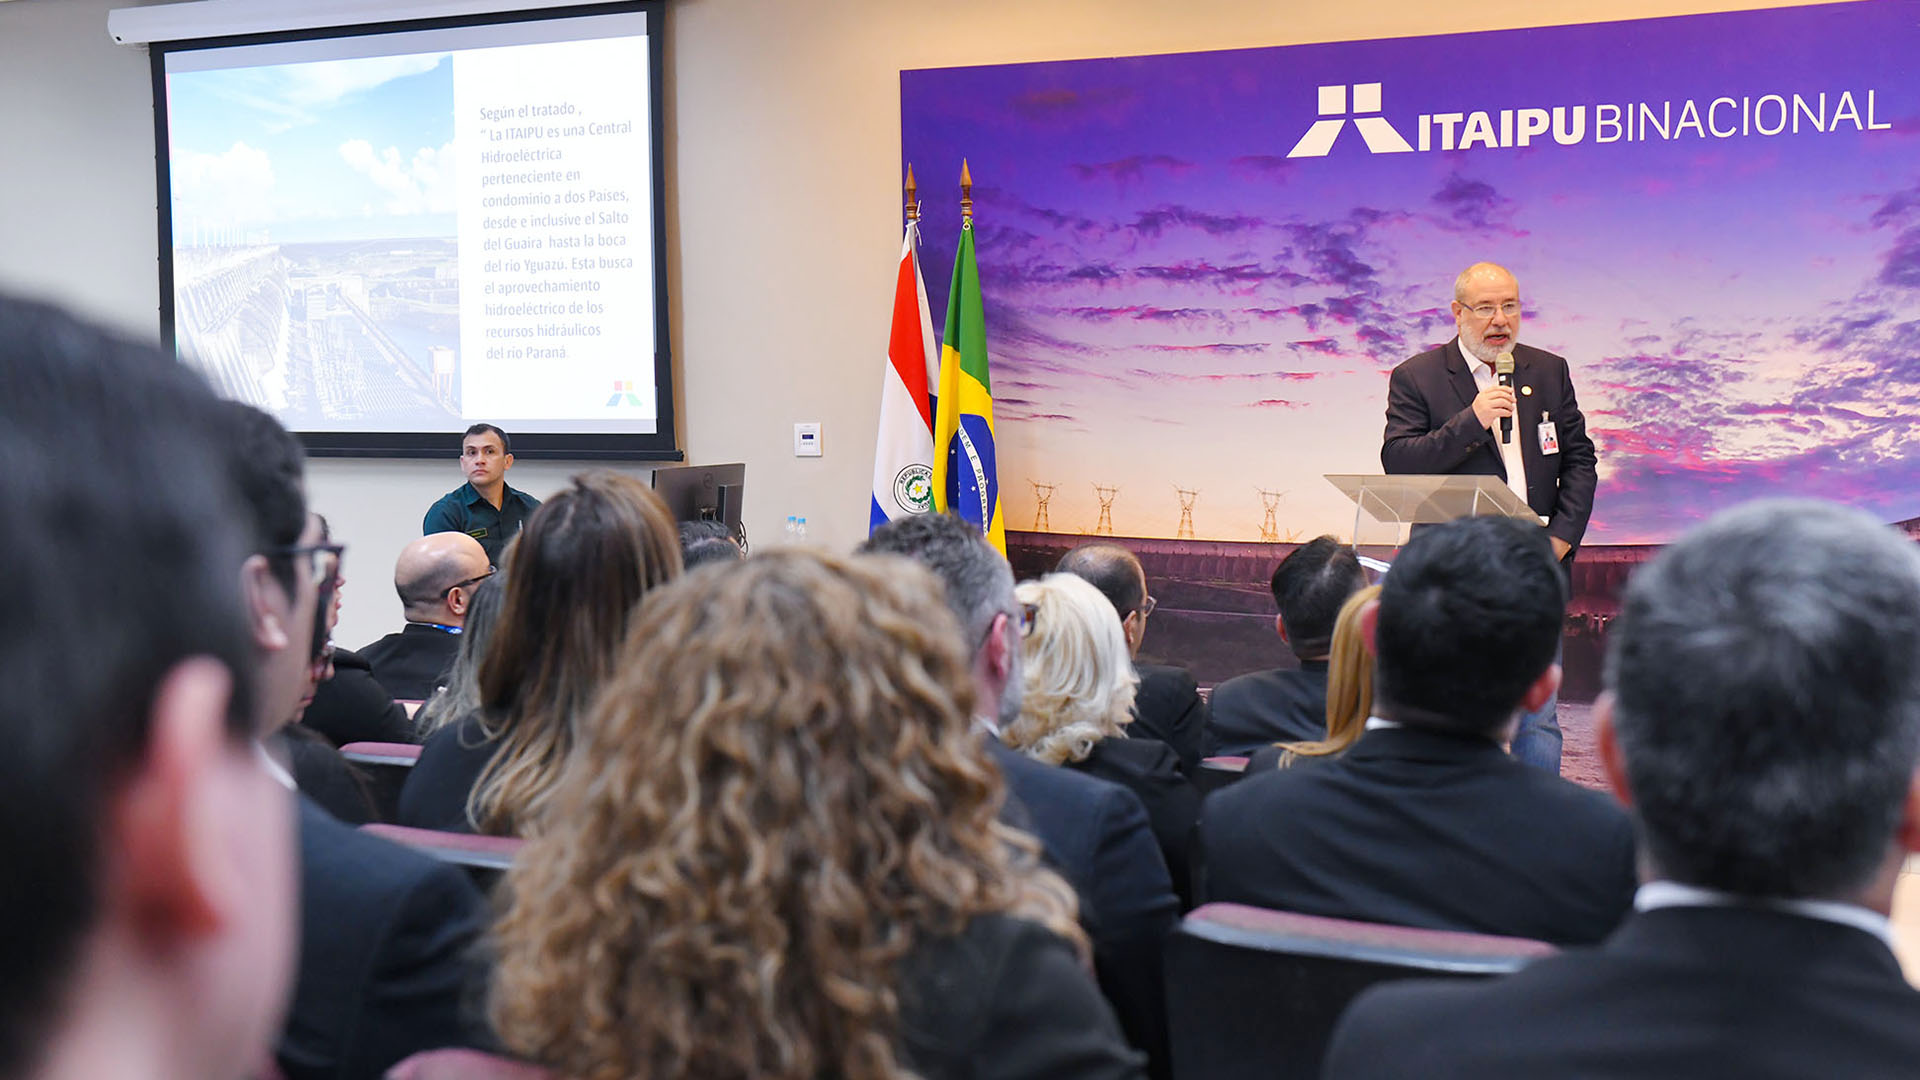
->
340, 741, 422, 822
1165, 903, 1553, 1080
1192, 755, 1248, 795
384, 1048, 553, 1080
360, 823, 523, 893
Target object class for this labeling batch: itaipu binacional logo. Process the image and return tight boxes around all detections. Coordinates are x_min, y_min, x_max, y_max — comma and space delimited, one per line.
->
894, 464, 934, 514
1285, 80, 1896, 159
606, 379, 644, 407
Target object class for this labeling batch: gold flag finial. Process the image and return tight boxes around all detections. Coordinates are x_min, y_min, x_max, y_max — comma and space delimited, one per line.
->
905, 163, 919, 223
959, 158, 973, 222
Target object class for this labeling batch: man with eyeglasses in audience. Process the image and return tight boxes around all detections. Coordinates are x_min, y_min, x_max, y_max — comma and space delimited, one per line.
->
1326, 500, 1920, 1078
1381, 261, 1596, 775
211, 402, 494, 1080
1056, 542, 1207, 774
359, 531, 494, 702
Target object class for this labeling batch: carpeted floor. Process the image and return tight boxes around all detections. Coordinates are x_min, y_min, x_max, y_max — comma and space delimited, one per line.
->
1557, 701, 1604, 790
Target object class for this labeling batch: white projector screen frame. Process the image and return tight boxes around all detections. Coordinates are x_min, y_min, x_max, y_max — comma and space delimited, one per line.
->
149, 0, 677, 460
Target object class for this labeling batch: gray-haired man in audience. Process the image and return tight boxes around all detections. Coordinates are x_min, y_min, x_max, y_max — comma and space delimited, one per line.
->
1326, 499, 1920, 1079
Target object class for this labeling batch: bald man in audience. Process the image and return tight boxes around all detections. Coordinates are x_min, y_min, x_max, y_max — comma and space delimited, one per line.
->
1327, 500, 1920, 1078
1056, 542, 1206, 773
360, 532, 494, 701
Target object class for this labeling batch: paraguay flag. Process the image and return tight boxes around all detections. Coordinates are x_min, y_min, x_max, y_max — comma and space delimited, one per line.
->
932, 219, 1005, 554
869, 220, 940, 532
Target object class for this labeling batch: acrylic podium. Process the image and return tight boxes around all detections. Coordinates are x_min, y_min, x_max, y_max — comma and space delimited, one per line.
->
1325, 474, 1544, 554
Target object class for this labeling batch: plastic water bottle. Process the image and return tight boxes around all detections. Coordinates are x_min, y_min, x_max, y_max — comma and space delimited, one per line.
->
785, 515, 797, 543
796, 517, 809, 544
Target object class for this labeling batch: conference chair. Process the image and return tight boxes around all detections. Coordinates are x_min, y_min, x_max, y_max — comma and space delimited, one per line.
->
1192, 755, 1248, 795
340, 740, 421, 821
1164, 903, 1553, 1080
360, 822, 522, 893
385, 1048, 552, 1080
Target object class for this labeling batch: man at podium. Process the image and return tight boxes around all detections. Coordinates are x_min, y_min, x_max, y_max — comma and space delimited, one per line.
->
1380, 262, 1597, 773
1382, 262, 1596, 559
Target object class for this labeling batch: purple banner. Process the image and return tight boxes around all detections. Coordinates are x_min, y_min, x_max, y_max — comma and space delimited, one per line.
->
902, 0, 1920, 545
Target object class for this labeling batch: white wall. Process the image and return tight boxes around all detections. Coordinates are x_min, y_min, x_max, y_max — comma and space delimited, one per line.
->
0, 0, 1844, 648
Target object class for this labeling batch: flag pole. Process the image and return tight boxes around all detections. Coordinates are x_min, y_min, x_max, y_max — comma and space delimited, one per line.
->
959, 158, 973, 226
905, 163, 920, 224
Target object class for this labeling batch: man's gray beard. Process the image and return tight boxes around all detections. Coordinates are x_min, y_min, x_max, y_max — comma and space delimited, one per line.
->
1461, 332, 1506, 364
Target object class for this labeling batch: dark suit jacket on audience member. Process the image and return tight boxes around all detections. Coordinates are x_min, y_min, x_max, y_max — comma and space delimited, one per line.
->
1130, 664, 1206, 774
1204, 660, 1329, 757
303, 647, 415, 747
988, 739, 1178, 1080
1324, 906, 1920, 1079
359, 623, 464, 702
278, 797, 493, 1080
1197, 725, 1635, 946
1067, 736, 1200, 908
279, 725, 378, 825
397, 713, 496, 833
900, 913, 1145, 1080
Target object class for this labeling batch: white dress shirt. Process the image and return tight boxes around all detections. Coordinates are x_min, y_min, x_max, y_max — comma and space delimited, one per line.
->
1635, 880, 1895, 950
1469, 352, 1531, 508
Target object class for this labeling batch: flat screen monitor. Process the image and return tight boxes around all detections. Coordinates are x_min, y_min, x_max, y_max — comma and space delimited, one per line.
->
150, 2, 676, 459
651, 462, 745, 541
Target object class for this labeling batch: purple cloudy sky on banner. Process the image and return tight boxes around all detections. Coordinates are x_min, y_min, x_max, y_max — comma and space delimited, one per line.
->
900, 0, 1920, 545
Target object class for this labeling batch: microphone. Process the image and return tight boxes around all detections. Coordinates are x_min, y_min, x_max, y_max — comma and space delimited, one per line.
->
1495, 350, 1515, 444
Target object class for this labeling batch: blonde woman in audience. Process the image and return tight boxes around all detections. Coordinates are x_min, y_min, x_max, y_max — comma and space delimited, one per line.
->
490, 549, 1145, 1080
1247, 584, 1380, 773
397, 471, 681, 835
1008, 572, 1200, 905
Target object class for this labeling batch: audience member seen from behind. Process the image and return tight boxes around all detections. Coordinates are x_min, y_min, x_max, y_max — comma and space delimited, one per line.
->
859, 513, 1176, 1080
491, 549, 1144, 1080
359, 531, 494, 703
211, 403, 495, 1080
399, 471, 682, 836
1010, 573, 1200, 907
1056, 542, 1207, 772
1198, 516, 1635, 946
422, 423, 541, 565
1245, 584, 1380, 773
1327, 499, 1920, 1079
413, 569, 507, 737
1207, 536, 1368, 756
678, 517, 746, 570
0, 295, 294, 1080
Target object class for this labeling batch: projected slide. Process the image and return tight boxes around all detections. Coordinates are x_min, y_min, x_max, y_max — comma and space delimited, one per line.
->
160, 10, 659, 439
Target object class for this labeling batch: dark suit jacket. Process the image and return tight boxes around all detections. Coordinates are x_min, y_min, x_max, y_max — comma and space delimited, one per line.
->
1204, 660, 1328, 757
303, 647, 414, 747
397, 713, 496, 834
988, 739, 1179, 1079
359, 623, 463, 702
1130, 663, 1206, 773
1068, 737, 1201, 909
1196, 725, 1635, 946
278, 798, 493, 1080
1382, 339, 1597, 550
1326, 906, 1920, 1079
900, 914, 1145, 1080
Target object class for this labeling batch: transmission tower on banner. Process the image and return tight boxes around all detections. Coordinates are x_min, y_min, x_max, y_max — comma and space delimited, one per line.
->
1175, 487, 1199, 540
1092, 484, 1119, 536
1256, 488, 1285, 543
1029, 481, 1057, 532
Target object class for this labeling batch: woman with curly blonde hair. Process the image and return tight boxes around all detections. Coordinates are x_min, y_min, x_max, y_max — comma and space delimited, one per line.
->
397, 470, 681, 835
1248, 584, 1381, 773
490, 549, 1144, 1080
1006, 572, 1199, 905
